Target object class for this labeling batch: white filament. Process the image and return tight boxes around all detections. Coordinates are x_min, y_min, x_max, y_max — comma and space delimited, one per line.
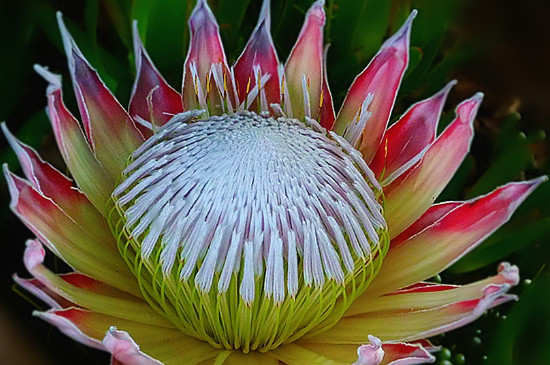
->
113, 111, 385, 303
342, 93, 374, 147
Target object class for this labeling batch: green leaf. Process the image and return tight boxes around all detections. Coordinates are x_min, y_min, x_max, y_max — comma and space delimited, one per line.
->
139, 0, 190, 87
485, 276, 550, 365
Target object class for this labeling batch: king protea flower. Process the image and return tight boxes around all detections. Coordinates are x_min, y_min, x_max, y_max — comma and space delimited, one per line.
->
4, 0, 546, 364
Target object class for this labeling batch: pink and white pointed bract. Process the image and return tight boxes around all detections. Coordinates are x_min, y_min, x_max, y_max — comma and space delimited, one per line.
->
384, 93, 483, 237
5, 1, 546, 364
34, 65, 114, 211
370, 80, 456, 184
57, 13, 145, 179
284, 0, 325, 120
368, 178, 545, 296
333, 11, 416, 162
182, 0, 235, 113
233, 0, 281, 111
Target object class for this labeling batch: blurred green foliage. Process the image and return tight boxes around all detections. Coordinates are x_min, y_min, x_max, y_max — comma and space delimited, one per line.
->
0, 0, 548, 364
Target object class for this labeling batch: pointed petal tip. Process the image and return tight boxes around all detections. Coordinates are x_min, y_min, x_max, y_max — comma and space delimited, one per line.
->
31, 308, 104, 350
503, 176, 547, 199
309, 0, 326, 17
1, 123, 27, 165
472, 91, 485, 103
301, 0, 326, 25
509, 175, 548, 202
132, 19, 141, 47
56, 12, 86, 77
429, 80, 457, 104
529, 175, 549, 187
1, 122, 11, 141
440, 79, 457, 95
131, 20, 144, 66
55, 11, 63, 25
56, 11, 73, 54
259, 0, 271, 27
11, 273, 64, 309
56, 11, 102, 84
404, 10, 418, 32
190, 0, 215, 23
1, 123, 36, 164
456, 92, 483, 124
34, 65, 62, 91
402, 9, 418, 32
3, 164, 21, 209
383, 9, 417, 48
3, 163, 12, 183
132, 19, 146, 49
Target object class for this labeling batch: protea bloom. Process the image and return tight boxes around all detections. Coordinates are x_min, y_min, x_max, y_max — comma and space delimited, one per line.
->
4, 0, 546, 364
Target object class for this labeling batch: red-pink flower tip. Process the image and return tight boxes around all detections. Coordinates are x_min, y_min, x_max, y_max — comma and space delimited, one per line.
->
456, 92, 484, 124
354, 335, 384, 365
381, 9, 417, 50
23, 239, 45, 273
497, 262, 520, 286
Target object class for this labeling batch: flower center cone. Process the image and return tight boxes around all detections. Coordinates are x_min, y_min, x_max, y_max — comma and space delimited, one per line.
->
109, 111, 390, 352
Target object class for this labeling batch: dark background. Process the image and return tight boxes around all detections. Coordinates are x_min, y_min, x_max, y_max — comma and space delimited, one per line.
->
0, 0, 549, 364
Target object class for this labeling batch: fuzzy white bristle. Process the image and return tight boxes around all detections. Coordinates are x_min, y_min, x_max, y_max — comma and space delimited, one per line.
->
114, 111, 384, 303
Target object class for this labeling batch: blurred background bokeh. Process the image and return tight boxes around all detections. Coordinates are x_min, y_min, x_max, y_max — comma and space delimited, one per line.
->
0, 0, 549, 364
